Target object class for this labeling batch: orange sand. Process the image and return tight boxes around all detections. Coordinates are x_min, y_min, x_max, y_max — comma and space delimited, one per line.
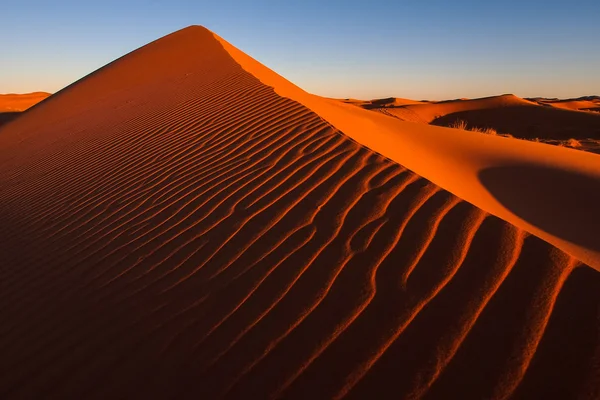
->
403, 94, 538, 123
530, 97, 600, 113
217, 33, 600, 271
0, 26, 598, 399
355, 94, 600, 140
0, 92, 50, 127
0, 92, 50, 112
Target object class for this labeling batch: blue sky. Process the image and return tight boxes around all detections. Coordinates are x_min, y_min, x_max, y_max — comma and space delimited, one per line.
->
1, 0, 599, 99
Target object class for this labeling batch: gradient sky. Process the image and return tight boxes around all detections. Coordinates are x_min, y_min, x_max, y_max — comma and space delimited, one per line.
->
2, 0, 599, 100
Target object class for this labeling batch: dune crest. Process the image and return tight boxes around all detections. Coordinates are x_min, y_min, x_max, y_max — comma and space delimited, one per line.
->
530, 96, 600, 112
214, 32, 600, 272
406, 94, 538, 123
0, 26, 598, 399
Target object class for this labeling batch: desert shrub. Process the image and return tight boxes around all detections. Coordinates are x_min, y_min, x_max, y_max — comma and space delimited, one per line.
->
449, 119, 497, 135
449, 119, 468, 130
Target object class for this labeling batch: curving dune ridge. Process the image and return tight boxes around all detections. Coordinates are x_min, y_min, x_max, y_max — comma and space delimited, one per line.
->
0, 26, 599, 399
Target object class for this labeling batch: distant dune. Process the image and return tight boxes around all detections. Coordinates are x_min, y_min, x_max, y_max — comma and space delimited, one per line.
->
0, 92, 50, 112
408, 94, 538, 123
352, 93, 600, 141
0, 92, 50, 127
349, 93, 600, 153
527, 96, 600, 112
0, 26, 598, 399
428, 96, 600, 141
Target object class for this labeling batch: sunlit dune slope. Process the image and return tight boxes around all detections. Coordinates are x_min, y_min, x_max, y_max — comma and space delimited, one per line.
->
0, 92, 50, 112
403, 94, 538, 123
545, 100, 600, 111
339, 98, 431, 123
0, 26, 598, 399
218, 34, 600, 271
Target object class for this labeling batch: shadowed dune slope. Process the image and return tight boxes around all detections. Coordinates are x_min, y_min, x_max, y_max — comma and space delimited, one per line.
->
356, 94, 600, 140
370, 94, 600, 140
0, 26, 599, 399
431, 104, 600, 140
0, 112, 21, 128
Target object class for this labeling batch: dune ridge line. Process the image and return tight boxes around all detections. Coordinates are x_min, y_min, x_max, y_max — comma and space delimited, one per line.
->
0, 25, 597, 399
213, 30, 600, 272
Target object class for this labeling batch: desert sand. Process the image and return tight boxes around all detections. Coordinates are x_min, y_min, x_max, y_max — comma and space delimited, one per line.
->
529, 96, 600, 112
0, 92, 50, 112
0, 92, 50, 127
351, 93, 600, 141
0, 26, 598, 399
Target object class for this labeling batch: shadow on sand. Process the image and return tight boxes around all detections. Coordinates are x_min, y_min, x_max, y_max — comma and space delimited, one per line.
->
0, 112, 21, 128
479, 164, 600, 252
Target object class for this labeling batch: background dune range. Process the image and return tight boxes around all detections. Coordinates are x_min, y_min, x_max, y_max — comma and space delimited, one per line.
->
343, 94, 600, 153
0, 26, 598, 399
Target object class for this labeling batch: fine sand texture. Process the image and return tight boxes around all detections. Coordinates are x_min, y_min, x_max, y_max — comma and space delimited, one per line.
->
0, 92, 50, 128
1, 26, 599, 399
217, 33, 600, 271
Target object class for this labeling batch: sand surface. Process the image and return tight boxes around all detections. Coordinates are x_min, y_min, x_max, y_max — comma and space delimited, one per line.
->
0, 92, 50, 128
217, 33, 600, 271
530, 96, 600, 113
0, 26, 598, 399
0, 92, 50, 112
352, 94, 600, 141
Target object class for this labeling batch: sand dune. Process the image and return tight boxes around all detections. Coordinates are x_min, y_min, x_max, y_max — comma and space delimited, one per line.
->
343, 94, 535, 123
0, 26, 599, 399
529, 96, 600, 112
429, 101, 600, 140
341, 97, 428, 108
352, 93, 600, 141
218, 34, 600, 270
0, 92, 50, 112
0, 112, 20, 128
404, 94, 538, 123
545, 100, 600, 111
337, 98, 431, 122
0, 92, 50, 128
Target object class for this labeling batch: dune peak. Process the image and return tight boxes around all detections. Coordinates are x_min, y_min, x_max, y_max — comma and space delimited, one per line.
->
0, 26, 598, 399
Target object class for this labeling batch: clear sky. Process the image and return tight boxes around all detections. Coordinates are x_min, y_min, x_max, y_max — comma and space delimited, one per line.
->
2, 0, 599, 100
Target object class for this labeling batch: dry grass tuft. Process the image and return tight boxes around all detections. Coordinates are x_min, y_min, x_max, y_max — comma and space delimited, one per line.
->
449, 119, 497, 135
449, 119, 468, 130
447, 120, 593, 154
